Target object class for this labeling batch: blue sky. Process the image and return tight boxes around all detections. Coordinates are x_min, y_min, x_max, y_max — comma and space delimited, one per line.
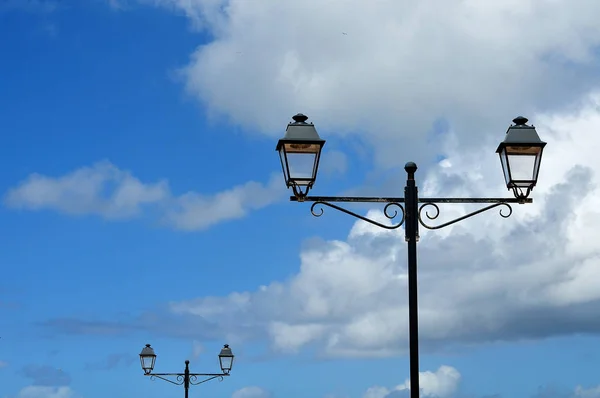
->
2, 1, 600, 398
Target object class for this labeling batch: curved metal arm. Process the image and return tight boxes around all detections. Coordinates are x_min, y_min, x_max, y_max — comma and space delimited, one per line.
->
146, 373, 228, 386
147, 374, 185, 385
310, 201, 405, 229
189, 374, 227, 385
418, 202, 513, 230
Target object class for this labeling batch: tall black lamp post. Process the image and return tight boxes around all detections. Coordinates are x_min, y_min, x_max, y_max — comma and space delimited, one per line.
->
276, 113, 546, 398
139, 344, 234, 398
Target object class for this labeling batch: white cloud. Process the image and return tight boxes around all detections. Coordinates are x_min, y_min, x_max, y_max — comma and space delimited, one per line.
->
364, 366, 460, 398
268, 322, 326, 353
107, 0, 127, 9
3, 161, 285, 231
574, 385, 600, 398
16, 386, 75, 398
165, 173, 284, 231
319, 150, 348, 176
160, 93, 600, 357
363, 386, 392, 398
190, 340, 204, 359
364, 369, 600, 398
232, 386, 271, 398
48, 0, 600, 366
0, 360, 7, 368
138, 0, 600, 169
4, 161, 168, 219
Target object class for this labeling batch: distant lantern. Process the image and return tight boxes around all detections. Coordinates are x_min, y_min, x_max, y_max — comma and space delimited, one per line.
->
139, 344, 156, 375
276, 113, 326, 199
496, 116, 546, 199
218, 344, 234, 374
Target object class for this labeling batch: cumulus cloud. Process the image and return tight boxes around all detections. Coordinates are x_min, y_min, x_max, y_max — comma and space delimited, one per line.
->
3, 161, 285, 231
38, 95, 600, 359
139, 0, 600, 169
4, 161, 168, 219
40, 0, 600, 360
123, 93, 600, 357
363, 365, 460, 398
362, 368, 600, 398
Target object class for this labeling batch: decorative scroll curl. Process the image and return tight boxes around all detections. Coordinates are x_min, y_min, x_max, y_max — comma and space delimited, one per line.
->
189, 375, 225, 385
418, 202, 513, 230
148, 373, 226, 386
149, 374, 185, 385
310, 201, 405, 229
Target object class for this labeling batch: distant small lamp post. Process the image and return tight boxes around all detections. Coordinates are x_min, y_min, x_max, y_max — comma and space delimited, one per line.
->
276, 113, 546, 398
139, 344, 234, 398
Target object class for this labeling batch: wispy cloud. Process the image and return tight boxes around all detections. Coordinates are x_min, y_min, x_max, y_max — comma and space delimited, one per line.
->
232, 386, 271, 398
15, 385, 76, 398
39, 310, 228, 341
4, 161, 285, 231
84, 353, 136, 371
0, 301, 22, 310
190, 340, 204, 360
106, 0, 129, 10
20, 364, 71, 386
0, 0, 60, 13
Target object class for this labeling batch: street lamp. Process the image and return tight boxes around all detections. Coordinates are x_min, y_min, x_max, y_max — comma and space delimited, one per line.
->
276, 114, 546, 398
276, 113, 326, 199
139, 344, 234, 398
496, 116, 546, 199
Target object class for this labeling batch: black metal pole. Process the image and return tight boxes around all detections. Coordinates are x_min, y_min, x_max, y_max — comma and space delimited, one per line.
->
404, 162, 420, 398
184, 360, 190, 398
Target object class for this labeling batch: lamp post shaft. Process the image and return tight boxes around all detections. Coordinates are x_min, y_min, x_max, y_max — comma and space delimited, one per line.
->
184, 361, 190, 398
404, 163, 420, 398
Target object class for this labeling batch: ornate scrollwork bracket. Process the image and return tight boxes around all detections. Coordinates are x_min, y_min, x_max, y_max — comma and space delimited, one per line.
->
295, 196, 531, 231
189, 374, 226, 386
418, 202, 513, 230
310, 201, 406, 230
147, 373, 227, 386
148, 374, 185, 385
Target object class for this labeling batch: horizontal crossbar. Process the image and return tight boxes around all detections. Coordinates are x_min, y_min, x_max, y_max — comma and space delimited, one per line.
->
290, 196, 532, 204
